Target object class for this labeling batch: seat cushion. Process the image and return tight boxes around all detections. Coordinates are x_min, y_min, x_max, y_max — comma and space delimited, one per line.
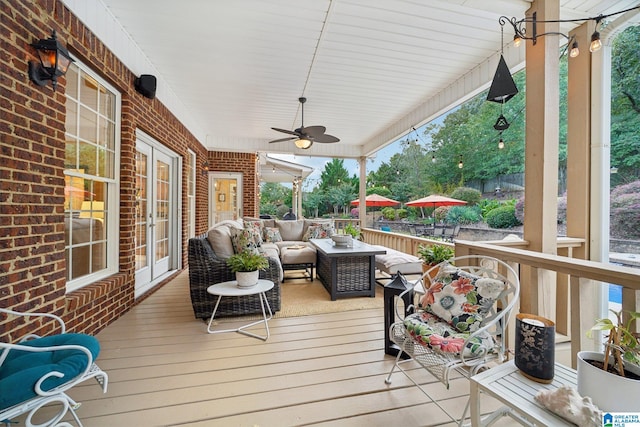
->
0, 333, 100, 411
420, 263, 506, 333
280, 245, 316, 265
403, 312, 495, 358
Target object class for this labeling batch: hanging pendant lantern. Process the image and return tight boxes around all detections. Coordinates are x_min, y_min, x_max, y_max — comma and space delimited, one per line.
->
487, 55, 519, 104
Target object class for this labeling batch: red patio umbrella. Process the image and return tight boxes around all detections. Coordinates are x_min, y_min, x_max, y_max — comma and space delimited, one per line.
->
351, 194, 399, 225
351, 194, 400, 207
405, 194, 467, 208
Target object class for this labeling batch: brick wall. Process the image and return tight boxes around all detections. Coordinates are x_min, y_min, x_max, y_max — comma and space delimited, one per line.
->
209, 151, 259, 218
0, 0, 213, 341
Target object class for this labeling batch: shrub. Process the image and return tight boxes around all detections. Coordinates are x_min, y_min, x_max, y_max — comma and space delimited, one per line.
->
350, 208, 359, 217
450, 187, 482, 205
381, 207, 396, 220
611, 180, 640, 239
557, 193, 567, 224
446, 205, 482, 224
396, 208, 408, 219
485, 205, 521, 228
514, 197, 525, 223
433, 206, 450, 222
477, 198, 502, 218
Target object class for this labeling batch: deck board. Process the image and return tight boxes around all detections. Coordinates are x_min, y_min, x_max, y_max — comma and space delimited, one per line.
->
27, 271, 527, 426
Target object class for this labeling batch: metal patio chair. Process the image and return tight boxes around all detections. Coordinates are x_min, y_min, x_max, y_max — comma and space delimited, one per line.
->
0, 308, 108, 427
384, 255, 520, 426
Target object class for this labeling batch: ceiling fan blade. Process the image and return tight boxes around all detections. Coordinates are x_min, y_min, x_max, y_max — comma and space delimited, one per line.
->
300, 125, 326, 138
271, 127, 300, 136
314, 134, 340, 143
268, 136, 296, 144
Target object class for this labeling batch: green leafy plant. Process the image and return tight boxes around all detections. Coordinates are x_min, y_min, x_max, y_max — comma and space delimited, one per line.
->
587, 309, 640, 377
485, 205, 520, 228
343, 223, 361, 239
416, 244, 454, 265
226, 251, 269, 273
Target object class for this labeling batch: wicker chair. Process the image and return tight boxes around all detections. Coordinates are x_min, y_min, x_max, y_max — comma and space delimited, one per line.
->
384, 255, 519, 426
188, 234, 282, 319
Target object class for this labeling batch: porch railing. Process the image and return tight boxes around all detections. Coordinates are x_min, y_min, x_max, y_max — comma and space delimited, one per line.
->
360, 227, 640, 367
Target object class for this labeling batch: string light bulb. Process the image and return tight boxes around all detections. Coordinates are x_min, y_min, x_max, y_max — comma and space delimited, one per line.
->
569, 40, 580, 58
513, 34, 523, 47
458, 155, 464, 169
431, 154, 436, 163
498, 138, 505, 149
589, 30, 602, 52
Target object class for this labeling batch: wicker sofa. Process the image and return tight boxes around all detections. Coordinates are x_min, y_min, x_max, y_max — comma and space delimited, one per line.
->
188, 233, 282, 319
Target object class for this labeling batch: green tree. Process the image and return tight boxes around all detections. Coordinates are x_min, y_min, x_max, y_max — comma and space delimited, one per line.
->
319, 158, 351, 191
611, 25, 640, 185
304, 189, 326, 218
260, 182, 289, 212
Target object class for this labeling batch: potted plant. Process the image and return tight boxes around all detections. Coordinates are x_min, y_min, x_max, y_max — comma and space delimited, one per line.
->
577, 309, 640, 411
417, 243, 454, 277
226, 251, 269, 288
343, 223, 361, 240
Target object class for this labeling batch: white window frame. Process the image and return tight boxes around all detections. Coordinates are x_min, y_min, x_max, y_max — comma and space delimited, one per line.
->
64, 60, 121, 292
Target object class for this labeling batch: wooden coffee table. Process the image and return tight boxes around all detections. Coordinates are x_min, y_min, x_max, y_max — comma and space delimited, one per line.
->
310, 238, 386, 300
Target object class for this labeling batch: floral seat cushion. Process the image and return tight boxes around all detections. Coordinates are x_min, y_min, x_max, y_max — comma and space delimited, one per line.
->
420, 263, 506, 333
403, 311, 496, 358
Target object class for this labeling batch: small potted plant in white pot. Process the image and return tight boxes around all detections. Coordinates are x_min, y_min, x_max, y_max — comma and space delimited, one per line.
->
578, 309, 640, 411
417, 243, 454, 278
226, 251, 269, 288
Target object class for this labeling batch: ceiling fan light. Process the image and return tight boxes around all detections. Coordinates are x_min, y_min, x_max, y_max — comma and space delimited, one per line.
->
294, 138, 312, 149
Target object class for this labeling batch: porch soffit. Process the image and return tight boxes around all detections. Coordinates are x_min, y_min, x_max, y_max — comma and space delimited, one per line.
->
63, 0, 638, 161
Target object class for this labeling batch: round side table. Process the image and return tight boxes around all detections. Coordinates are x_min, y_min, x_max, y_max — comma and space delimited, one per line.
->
206, 279, 274, 341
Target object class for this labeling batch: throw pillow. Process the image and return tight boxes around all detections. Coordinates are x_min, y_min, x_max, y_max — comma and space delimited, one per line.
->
243, 220, 264, 245
302, 223, 335, 241
419, 263, 506, 333
263, 227, 283, 243
230, 227, 261, 255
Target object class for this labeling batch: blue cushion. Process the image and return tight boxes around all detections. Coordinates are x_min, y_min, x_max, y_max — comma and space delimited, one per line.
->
0, 333, 100, 411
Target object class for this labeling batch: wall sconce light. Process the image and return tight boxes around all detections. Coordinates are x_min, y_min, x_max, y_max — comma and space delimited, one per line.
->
29, 30, 74, 91
202, 161, 209, 176
458, 155, 464, 169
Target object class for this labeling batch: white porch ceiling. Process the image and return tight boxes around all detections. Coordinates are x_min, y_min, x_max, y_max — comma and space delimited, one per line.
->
71, 0, 640, 159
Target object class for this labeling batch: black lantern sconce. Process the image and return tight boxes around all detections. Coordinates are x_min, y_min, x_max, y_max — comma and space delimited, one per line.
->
28, 30, 74, 91
202, 161, 210, 176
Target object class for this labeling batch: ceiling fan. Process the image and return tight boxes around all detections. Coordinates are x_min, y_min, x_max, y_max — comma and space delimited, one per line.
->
269, 97, 340, 149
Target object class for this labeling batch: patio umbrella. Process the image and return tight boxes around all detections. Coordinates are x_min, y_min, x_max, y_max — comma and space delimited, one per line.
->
405, 194, 467, 220
405, 194, 467, 208
350, 194, 400, 207
351, 194, 399, 224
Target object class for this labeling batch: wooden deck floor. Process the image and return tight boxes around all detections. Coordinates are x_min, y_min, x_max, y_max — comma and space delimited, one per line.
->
58, 271, 528, 427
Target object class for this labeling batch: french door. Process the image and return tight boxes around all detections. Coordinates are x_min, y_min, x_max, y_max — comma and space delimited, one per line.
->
209, 172, 242, 227
135, 132, 181, 298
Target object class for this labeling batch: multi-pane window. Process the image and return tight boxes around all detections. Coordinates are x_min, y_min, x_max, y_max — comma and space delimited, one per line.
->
187, 150, 196, 238
64, 62, 120, 289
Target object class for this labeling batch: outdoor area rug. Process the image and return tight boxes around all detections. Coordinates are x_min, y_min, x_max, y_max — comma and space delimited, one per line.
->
276, 275, 384, 318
